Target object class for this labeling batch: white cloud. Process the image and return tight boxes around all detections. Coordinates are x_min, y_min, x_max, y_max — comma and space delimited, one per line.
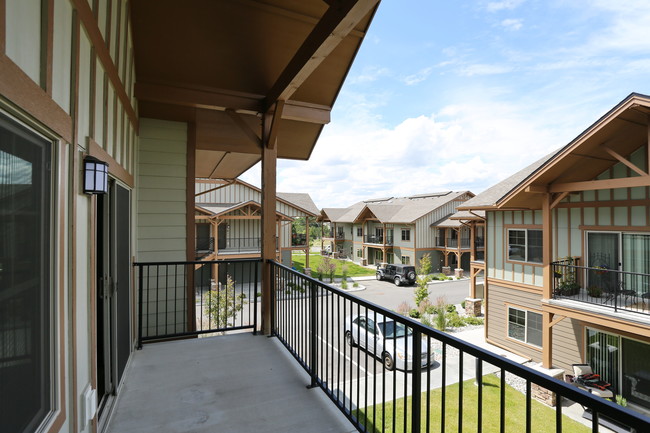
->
242, 98, 569, 209
349, 65, 390, 84
486, 0, 525, 13
402, 67, 433, 85
500, 18, 523, 31
457, 63, 512, 76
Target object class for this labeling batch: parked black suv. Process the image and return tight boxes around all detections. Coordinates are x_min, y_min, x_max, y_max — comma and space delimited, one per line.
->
376, 263, 417, 286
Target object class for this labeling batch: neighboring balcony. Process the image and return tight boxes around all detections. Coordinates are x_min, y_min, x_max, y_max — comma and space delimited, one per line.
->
217, 237, 262, 255
364, 234, 393, 245
195, 237, 214, 256
552, 260, 650, 315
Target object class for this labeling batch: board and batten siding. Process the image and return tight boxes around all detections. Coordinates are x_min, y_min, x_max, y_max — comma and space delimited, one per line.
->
486, 210, 544, 287
415, 197, 470, 247
137, 119, 187, 262
486, 283, 543, 362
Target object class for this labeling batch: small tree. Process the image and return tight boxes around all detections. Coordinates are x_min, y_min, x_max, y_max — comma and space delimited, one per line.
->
414, 253, 432, 308
417, 253, 432, 276
205, 275, 244, 329
340, 263, 349, 288
318, 256, 337, 283
434, 296, 448, 331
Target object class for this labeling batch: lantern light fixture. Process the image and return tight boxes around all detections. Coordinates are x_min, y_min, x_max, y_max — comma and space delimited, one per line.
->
83, 156, 109, 194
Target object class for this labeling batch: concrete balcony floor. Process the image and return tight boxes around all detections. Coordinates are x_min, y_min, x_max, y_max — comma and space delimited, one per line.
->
106, 333, 355, 433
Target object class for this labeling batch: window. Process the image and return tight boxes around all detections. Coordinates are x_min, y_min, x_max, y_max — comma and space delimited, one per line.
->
401, 256, 410, 264
357, 227, 362, 237
508, 229, 543, 263
0, 114, 53, 433
401, 229, 410, 241
356, 249, 362, 258
507, 307, 542, 347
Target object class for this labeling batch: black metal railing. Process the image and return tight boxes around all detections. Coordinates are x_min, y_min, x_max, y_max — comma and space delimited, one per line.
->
435, 238, 445, 248
364, 234, 393, 245
460, 237, 471, 249
134, 259, 261, 347
269, 260, 649, 433
447, 237, 458, 248
475, 237, 485, 248
292, 233, 308, 246
218, 237, 261, 253
552, 260, 650, 315
195, 236, 214, 254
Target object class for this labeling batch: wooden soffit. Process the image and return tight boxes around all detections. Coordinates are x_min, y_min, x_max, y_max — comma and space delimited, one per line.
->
499, 94, 650, 209
130, 0, 380, 179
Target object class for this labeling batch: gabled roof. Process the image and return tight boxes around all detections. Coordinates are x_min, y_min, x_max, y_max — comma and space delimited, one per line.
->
196, 201, 292, 221
322, 191, 474, 224
460, 93, 650, 211
196, 178, 319, 217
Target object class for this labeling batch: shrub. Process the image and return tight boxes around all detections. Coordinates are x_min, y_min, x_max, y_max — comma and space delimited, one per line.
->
418, 298, 432, 315
421, 314, 434, 328
464, 316, 484, 326
414, 275, 430, 307
409, 309, 421, 319
446, 304, 457, 314
341, 279, 348, 290
461, 300, 467, 309
425, 305, 436, 315
446, 311, 465, 328
396, 301, 411, 316
615, 395, 628, 407
434, 311, 447, 331
417, 253, 432, 275
587, 286, 602, 298
353, 282, 359, 288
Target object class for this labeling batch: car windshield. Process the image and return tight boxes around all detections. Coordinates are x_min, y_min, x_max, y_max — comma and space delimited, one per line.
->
378, 320, 412, 339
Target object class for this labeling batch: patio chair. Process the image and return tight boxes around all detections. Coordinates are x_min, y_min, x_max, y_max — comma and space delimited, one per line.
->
572, 364, 614, 399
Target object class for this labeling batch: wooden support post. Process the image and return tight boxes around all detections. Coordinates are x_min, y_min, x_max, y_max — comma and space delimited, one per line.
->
305, 216, 310, 269
261, 102, 283, 334
542, 193, 553, 368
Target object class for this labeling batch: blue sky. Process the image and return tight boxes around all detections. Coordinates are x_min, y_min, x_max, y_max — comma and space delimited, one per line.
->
241, 0, 650, 208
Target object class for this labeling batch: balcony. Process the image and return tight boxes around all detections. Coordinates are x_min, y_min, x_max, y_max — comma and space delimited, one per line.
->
120, 259, 650, 433
217, 237, 262, 255
195, 237, 214, 256
552, 260, 650, 315
364, 234, 393, 245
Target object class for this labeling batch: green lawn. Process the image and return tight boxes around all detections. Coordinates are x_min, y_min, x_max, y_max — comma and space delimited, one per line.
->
354, 374, 589, 433
291, 252, 376, 279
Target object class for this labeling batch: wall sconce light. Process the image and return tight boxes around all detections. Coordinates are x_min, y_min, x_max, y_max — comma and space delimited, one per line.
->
83, 156, 109, 194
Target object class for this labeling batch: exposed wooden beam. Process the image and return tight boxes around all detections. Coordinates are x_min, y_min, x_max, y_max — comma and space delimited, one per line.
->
135, 81, 262, 113
549, 315, 566, 328
264, 0, 379, 109
550, 192, 569, 209
195, 180, 235, 197
549, 176, 650, 193
225, 109, 262, 147
135, 82, 331, 124
265, 100, 285, 150
600, 144, 648, 176
208, 152, 229, 179
525, 185, 548, 193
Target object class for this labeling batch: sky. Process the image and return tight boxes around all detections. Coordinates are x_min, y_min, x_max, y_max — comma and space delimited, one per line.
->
240, 0, 650, 209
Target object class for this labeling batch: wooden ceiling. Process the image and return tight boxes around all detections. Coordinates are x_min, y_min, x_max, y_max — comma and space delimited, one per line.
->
130, 0, 380, 179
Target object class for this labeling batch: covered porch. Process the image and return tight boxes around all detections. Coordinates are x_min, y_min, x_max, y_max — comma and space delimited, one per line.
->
106, 334, 353, 433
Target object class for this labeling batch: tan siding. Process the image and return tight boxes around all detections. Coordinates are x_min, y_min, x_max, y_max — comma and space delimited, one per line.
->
551, 318, 583, 373
137, 119, 187, 262
486, 283, 542, 362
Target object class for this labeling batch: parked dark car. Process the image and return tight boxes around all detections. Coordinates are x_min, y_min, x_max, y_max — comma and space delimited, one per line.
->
376, 263, 416, 286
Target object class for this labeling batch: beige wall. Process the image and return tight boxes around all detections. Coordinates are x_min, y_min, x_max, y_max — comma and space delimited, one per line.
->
137, 119, 187, 262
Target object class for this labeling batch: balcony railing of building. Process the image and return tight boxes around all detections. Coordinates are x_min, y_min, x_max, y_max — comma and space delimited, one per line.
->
269, 261, 649, 432
135, 259, 260, 346
446, 237, 458, 248
195, 237, 214, 254
218, 237, 262, 254
132, 258, 650, 432
364, 234, 393, 245
552, 259, 650, 315
435, 237, 445, 248
460, 237, 470, 249
292, 233, 308, 246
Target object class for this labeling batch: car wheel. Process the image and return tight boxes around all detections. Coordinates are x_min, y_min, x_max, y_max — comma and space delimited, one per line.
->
394, 276, 401, 286
376, 272, 382, 281
408, 271, 416, 280
383, 352, 395, 371
345, 331, 357, 347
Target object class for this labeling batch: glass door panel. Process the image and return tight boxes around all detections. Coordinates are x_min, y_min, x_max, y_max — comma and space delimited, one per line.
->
587, 233, 620, 297
622, 338, 650, 411
622, 234, 650, 297
586, 329, 620, 392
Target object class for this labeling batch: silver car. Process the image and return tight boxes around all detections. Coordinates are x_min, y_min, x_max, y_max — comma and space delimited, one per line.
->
344, 313, 431, 371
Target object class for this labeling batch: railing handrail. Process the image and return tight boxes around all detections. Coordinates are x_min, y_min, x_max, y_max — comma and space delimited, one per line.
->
134, 258, 262, 266
269, 259, 650, 430
552, 260, 650, 278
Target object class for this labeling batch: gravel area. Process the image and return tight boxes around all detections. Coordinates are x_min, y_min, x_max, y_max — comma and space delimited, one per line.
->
493, 362, 537, 395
